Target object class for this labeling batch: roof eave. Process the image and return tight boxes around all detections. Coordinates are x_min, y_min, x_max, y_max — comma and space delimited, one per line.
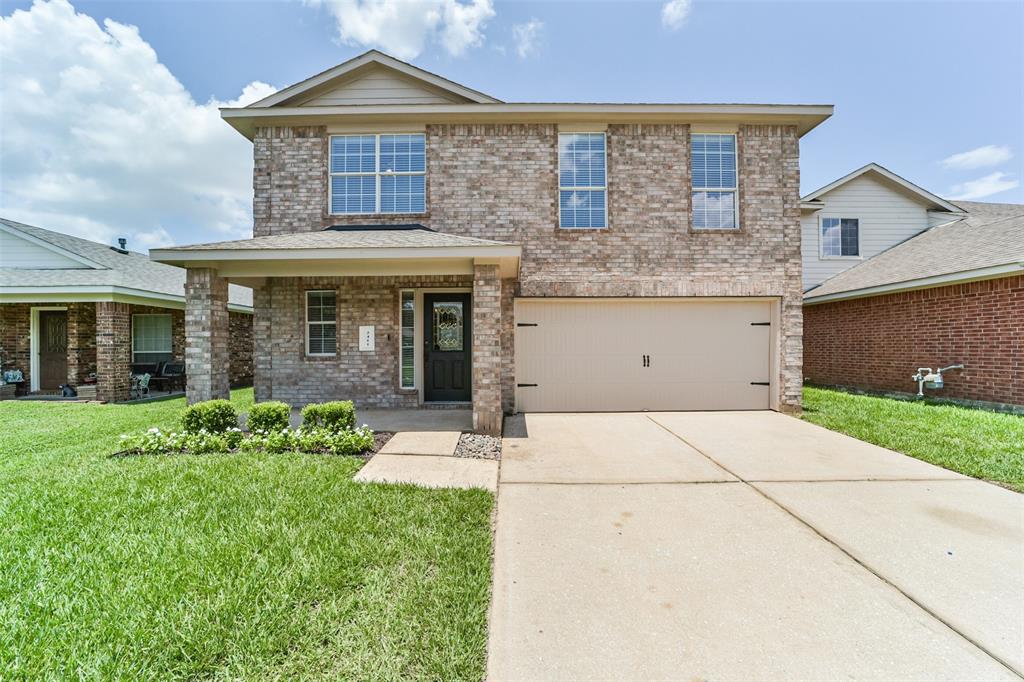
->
220, 103, 834, 140
804, 262, 1024, 305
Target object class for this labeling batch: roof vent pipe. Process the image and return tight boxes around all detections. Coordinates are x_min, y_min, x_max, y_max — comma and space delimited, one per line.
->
118, 237, 127, 251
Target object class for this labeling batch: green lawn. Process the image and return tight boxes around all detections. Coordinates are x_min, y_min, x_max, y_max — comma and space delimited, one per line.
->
803, 386, 1024, 492
0, 390, 494, 680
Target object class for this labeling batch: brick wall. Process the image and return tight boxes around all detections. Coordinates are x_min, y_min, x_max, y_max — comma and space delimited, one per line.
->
66, 303, 97, 385
0, 303, 31, 386
96, 301, 131, 402
185, 268, 231, 402
251, 122, 804, 410
228, 312, 254, 386
804, 275, 1024, 407
472, 264, 503, 434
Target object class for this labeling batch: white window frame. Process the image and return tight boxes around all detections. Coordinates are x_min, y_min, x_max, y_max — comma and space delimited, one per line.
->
328, 133, 426, 216
819, 215, 862, 260
691, 133, 740, 230
131, 313, 173, 362
399, 289, 416, 390
558, 132, 608, 230
305, 290, 337, 357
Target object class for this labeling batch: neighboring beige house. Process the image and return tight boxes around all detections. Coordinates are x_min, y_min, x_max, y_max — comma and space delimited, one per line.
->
152, 50, 833, 434
0, 218, 254, 401
801, 165, 1024, 409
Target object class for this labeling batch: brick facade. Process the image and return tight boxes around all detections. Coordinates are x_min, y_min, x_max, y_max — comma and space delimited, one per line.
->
242, 121, 804, 415
96, 301, 131, 402
472, 264, 503, 434
804, 275, 1024, 408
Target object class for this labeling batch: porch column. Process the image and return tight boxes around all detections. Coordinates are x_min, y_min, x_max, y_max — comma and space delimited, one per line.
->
472, 263, 503, 435
185, 267, 230, 403
252, 280, 272, 402
95, 302, 131, 402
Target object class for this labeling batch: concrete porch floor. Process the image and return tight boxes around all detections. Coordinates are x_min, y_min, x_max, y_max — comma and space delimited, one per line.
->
285, 407, 473, 432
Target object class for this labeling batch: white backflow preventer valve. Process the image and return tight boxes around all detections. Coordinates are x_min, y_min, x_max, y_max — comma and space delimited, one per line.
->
912, 364, 965, 398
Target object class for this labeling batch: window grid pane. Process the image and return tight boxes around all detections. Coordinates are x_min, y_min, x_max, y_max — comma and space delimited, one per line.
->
822, 218, 859, 256
330, 133, 426, 215
692, 133, 737, 229
307, 292, 337, 355
400, 291, 415, 389
132, 315, 172, 354
559, 133, 607, 229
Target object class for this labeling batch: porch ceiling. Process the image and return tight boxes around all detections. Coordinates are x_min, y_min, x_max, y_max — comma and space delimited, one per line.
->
150, 225, 521, 281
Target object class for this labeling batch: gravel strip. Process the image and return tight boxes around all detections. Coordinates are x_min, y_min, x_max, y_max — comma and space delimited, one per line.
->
454, 433, 501, 460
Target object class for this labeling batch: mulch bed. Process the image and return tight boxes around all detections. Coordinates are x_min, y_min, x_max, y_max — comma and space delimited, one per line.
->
364, 431, 394, 459
453, 433, 501, 460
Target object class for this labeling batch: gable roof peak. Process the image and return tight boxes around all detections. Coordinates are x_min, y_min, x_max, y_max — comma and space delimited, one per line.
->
802, 162, 962, 213
246, 49, 501, 109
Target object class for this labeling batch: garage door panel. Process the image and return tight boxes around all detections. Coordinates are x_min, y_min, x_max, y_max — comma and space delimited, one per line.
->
515, 299, 772, 412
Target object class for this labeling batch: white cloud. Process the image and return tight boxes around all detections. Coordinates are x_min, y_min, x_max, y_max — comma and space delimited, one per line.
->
941, 144, 1014, 170
512, 18, 543, 59
661, 0, 691, 30
0, 0, 275, 250
948, 172, 1020, 201
306, 0, 494, 60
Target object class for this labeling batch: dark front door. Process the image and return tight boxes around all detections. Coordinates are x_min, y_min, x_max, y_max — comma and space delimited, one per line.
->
424, 293, 471, 402
38, 310, 68, 390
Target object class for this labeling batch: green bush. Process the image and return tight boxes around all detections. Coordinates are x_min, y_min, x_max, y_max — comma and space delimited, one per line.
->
247, 401, 291, 434
300, 401, 356, 433
181, 399, 239, 434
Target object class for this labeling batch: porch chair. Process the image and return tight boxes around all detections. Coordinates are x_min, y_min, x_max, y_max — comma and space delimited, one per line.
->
130, 373, 151, 401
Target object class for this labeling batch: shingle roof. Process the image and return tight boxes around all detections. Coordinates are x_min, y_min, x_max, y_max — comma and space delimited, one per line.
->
0, 218, 252, 308
159, 225, 515, 251
805, 202, 1024, 300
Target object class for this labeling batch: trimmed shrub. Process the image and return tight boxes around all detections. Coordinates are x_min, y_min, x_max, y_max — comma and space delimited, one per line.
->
247, 401, 291, 434
181, 399, 239, 434
300, 401, 356, 433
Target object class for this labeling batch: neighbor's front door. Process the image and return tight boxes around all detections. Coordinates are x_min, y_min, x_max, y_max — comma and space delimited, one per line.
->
424, 293, 471, 402
38, 310, 68, 390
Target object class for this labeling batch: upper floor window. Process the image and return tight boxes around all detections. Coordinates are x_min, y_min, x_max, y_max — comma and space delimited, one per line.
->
821, 217, 860, 257
329, 134, 426, 215
559, 133, 606, 229
692, 133, 738, 229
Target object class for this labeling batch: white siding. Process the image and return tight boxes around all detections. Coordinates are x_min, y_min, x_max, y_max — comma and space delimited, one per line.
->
0, 230, 83, 269
801, 174, 932, 290
299, 66, 463, 106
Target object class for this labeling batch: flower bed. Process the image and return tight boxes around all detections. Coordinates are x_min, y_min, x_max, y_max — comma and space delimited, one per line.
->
115, 399, 375, 458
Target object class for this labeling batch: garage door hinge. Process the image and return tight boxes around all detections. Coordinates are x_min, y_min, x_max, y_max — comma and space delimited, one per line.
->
750, 381, 770, 386
750, 322, 771, 326
517, 383, 538, 388
517, 323, 538, 327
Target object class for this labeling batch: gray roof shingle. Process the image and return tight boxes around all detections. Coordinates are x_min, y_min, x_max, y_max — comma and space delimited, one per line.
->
0, 218, 252, 308
159, 225, 515, 251
806, 201, 1024, 300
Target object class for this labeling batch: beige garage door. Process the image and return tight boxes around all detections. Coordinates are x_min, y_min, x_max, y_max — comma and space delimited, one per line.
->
514, 298, 773, 412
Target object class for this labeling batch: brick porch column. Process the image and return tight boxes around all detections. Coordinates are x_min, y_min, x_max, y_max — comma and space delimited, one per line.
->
185, 267, 230, 403
252, 280, 272, 402
472, 263, 503, 435
95, 302, 130, 402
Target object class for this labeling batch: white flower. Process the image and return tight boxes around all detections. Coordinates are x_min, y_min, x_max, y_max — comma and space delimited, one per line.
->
148, 427, 160, 434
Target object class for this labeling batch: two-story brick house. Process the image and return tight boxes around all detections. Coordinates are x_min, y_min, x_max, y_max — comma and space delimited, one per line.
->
152, 50, 832, 434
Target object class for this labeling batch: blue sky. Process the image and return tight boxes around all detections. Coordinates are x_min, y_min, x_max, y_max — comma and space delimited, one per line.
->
1, 0, 1021, 248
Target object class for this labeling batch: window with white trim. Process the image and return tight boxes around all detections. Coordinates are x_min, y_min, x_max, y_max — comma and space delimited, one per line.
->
132, 314, 173, 363
400, 290, 415, 389
558, 132, 607, 229
306, 291, 337, 356
821, 217, 860, 257
691, 133, 738, 229
329, 134, 426, 214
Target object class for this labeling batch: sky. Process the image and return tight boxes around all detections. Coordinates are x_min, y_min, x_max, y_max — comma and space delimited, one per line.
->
1, 0, 1021, 250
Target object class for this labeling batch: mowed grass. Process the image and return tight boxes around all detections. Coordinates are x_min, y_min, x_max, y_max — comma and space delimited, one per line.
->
803, 386, 1024, 492
0, 390, 494, 680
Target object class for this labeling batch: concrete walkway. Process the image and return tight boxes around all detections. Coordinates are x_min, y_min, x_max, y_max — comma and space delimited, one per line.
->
489, 411, 1023, 680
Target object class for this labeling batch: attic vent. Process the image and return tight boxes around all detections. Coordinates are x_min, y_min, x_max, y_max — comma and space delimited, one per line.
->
323, 224, 433, 232
110, 237, 129, 254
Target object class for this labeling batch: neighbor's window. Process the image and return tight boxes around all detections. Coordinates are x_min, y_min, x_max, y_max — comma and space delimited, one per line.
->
306, 290, 337, 356
400, 290, 415, 389
329, 134, 426, 214
132, 314, 173, 364
559, 132, 607, 229
821, 217, 860, 257
691, 133, 738, 229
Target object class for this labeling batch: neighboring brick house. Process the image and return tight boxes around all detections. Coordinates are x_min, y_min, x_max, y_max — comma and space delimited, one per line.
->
152, 50, 833, 434
801, 165, 1024, 409
0, 218, 254, 401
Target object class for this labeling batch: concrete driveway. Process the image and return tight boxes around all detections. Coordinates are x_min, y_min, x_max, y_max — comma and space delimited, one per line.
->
489, 411, 1024, 681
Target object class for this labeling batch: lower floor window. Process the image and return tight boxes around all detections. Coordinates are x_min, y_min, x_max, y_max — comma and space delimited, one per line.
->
132, 314, 173, 364
306, 290, 337, 356
400, 290, 415, 388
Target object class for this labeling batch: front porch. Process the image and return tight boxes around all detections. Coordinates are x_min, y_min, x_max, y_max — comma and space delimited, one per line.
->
152, 225, 520, 435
